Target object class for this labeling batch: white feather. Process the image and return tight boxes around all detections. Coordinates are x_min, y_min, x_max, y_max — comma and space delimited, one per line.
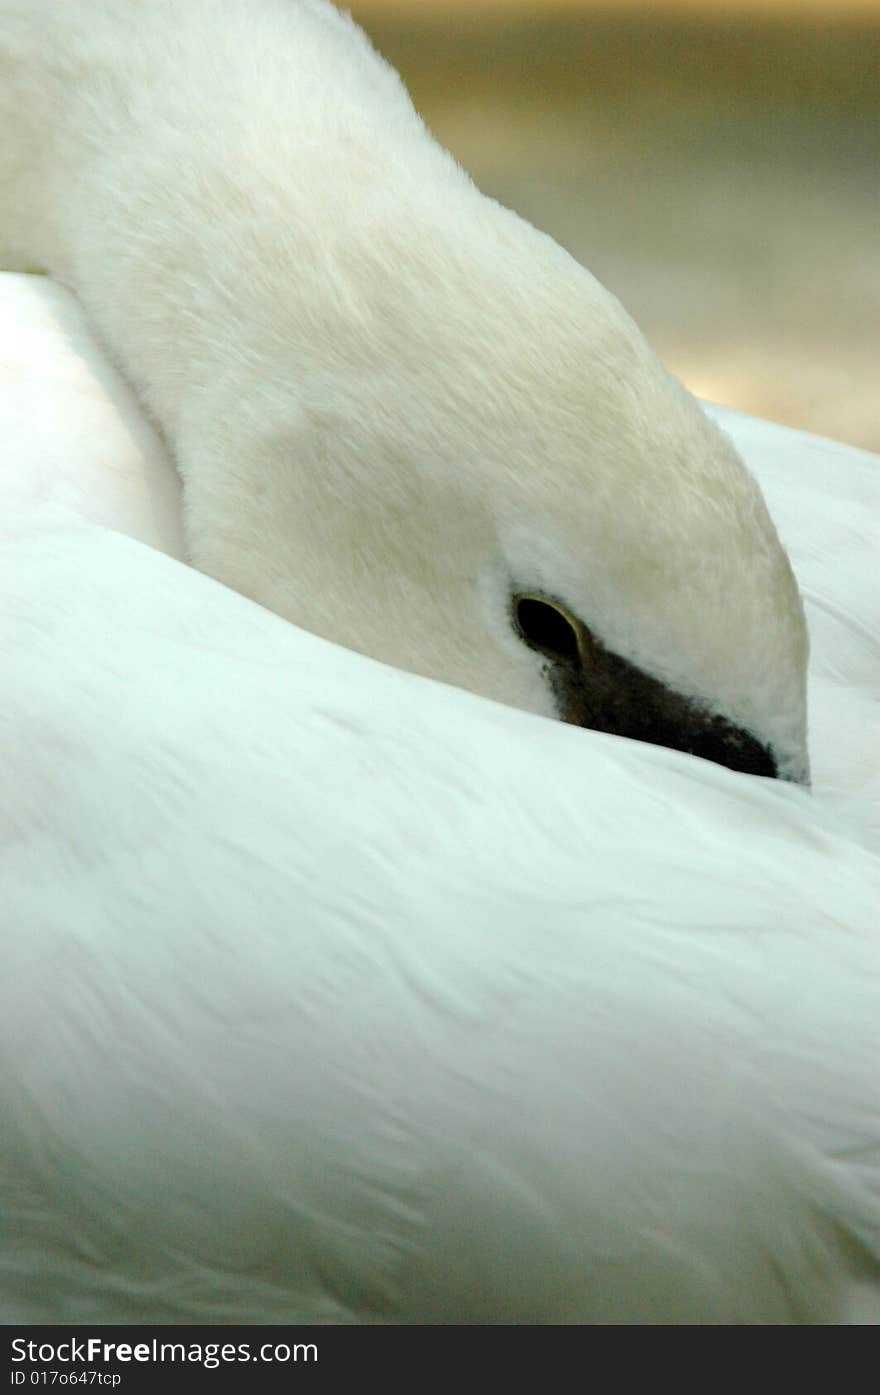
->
0, 0, 809, 777
1, 0, 877, 1325
1, 270, 879, 1323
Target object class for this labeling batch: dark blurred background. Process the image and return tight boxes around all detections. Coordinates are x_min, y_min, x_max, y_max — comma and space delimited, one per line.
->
339, 0, 879, 452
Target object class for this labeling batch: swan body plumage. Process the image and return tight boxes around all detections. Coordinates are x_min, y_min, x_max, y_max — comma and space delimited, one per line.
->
0, 0, 809, 779
1, 270, 879, 1324
0, 0, 876, 1326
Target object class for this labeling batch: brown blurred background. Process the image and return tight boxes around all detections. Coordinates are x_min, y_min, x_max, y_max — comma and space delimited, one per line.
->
338, 1, 879, 451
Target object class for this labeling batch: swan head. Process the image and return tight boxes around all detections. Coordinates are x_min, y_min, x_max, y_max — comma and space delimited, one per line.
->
182, 198, 809, 784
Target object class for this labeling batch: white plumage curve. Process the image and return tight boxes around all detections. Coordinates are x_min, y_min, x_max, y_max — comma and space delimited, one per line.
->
2, 271, 880, 1324
0, 0, 812, 782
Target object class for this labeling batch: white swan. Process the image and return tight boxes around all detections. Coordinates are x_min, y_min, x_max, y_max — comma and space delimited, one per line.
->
0, 0, 808, 780
0, 0, 875, 1328
1, 271, 879, 1325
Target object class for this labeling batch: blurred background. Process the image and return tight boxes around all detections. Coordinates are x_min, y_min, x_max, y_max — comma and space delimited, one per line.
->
338, 0, 879, 451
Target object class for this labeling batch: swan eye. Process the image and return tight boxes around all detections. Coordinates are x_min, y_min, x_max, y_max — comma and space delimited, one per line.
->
513, 595, 581, 662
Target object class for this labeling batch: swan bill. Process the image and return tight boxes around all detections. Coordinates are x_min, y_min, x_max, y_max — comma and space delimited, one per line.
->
514, 594, 778, 779
556, 640, 778, 778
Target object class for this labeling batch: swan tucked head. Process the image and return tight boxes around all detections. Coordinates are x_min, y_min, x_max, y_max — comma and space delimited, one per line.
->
182, 187, 809, 783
